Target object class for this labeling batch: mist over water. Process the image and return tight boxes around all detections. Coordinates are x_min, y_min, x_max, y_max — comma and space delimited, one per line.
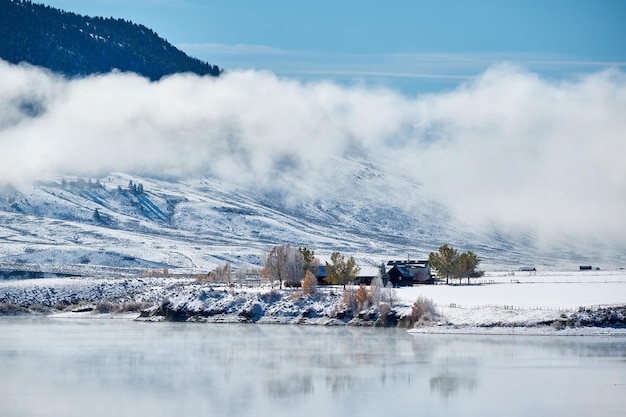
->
1, 59, 625, 245
1, 317, 625, 417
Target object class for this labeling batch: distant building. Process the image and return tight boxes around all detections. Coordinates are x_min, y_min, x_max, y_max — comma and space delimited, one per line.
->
385, 260, 433, 286
312, 265, 328, 285
312, 260, 432, 287
579, 265, 599, 271
353, 267, 379, 285
519, 266, 536, 272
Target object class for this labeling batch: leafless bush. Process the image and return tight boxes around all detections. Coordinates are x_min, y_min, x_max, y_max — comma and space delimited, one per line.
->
370, 276, 384, 305
375, 302, 392, 326
383, 282, 397, 306
342, 287, 358, 312
0, 302, 29, 315
119, 301, 152, 312
28, 304, 52, 314
356, 285, 369, 311
411, 296, 437, 324
95, 300, 116, 313
259, 289, 282, 304
301, 270, 317, 296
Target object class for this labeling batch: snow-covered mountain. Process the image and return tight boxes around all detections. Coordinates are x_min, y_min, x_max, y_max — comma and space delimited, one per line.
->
1, 157, 621, 274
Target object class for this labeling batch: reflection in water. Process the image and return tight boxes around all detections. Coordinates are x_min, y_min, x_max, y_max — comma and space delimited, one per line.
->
266, 375, 314, 398
430, 373, 478, 399
0, 317, 625, 417
325, 375, 355, 394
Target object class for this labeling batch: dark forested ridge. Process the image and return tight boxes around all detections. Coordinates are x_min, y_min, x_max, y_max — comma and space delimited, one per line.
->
0, 0, 221, 80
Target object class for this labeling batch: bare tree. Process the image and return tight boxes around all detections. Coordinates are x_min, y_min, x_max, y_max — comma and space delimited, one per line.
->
204, 263, 231, 283
370, 275, 384, 305
383, 281, 397, 307
261, 244, 304, 289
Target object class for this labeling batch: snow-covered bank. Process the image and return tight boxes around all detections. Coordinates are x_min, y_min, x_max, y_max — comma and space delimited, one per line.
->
1, 270, 626, 333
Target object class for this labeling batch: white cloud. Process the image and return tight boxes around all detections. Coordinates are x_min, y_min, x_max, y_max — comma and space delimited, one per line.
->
1, 60, 625, 243
179, 42, 297, 56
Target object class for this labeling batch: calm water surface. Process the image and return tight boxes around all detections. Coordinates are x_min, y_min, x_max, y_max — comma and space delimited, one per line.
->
1, 317, 625, 417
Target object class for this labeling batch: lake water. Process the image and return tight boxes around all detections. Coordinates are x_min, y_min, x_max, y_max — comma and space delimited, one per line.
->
1, 317, 625, 417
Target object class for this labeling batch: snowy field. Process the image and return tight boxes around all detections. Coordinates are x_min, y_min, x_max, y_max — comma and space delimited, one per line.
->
1, 269, 625, 334
396, 270, 626, 332
398, 270, 626, 310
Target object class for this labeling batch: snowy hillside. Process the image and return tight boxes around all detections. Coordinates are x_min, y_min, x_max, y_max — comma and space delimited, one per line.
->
2, 60, 625, 273
0, 159, 623, 273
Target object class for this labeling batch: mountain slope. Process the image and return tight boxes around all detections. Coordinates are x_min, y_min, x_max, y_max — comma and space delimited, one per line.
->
0, 0, 221, 80
1, 159, 621, 273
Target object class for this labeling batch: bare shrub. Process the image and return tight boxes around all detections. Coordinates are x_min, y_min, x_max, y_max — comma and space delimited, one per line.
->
119, 301, 152, 312
342, 287, 358, 312
0, 302, 29, 315
370, 275, 384, 305
94, 300, 116, 313
301, 270, 317, 296
212, 263, 232, 283
383, 282, 397, 306
28, 304, 52, 314
411, 296, 437, 324
375, 302, 392, 326
289, 291, 304, 300
356, 285, 368, 311
259, 289, 282, 304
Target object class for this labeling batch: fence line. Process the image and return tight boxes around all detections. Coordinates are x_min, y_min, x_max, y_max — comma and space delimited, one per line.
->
437, 303, 582, 312
396, 297, 579, 312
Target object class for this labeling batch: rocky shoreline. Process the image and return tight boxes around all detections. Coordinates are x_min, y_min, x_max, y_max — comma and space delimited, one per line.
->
139, 289, 413, 327
2, 276, 626, 331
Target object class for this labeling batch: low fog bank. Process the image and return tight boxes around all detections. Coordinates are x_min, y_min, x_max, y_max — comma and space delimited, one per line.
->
1, 60, 625, 247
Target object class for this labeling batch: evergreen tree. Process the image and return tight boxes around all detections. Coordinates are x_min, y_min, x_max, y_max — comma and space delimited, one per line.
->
0, 0, 222, 80
457, 251, 481, 285
430, 245, 482, 285
429, 244, 459, 285
93, 208, 101, 222
299, 247, 316, 273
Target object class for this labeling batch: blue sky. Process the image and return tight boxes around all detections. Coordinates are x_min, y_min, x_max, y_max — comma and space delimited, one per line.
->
38, 0, 626, 94
4, 1, 626, 244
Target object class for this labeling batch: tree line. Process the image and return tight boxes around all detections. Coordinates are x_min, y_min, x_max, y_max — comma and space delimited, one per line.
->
198, 243, 483, 290
259, 245, 361, 293
0, 0, 221, 80
428, 244, 483, 285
